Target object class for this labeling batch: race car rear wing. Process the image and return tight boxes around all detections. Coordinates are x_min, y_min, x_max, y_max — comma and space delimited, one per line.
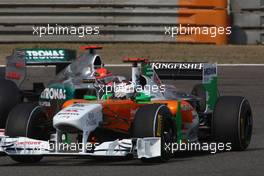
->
5, 48, 76, 87
150, 62, 204, 80
148, 62, 218, 112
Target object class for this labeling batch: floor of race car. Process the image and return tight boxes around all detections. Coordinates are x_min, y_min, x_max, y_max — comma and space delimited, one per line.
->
0, 66, 264, 176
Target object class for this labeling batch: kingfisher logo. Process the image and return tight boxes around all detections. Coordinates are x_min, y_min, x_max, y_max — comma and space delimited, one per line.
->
25, 49, 65, 61
40, 88, 66, 100
151, 62, 203, 70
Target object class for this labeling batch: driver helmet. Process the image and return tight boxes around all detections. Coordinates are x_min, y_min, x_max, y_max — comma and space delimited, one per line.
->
94, 67, 112, 79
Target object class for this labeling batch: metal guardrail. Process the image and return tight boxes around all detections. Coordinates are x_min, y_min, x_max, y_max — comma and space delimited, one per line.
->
230, 0, 263, 12
0, 0, 229, 44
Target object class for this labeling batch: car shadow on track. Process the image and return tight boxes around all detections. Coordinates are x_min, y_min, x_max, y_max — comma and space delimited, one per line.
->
241, 147, 264, 152
0, 152, 208, 167
0, 156, 191, 167
1, 147, 264, 167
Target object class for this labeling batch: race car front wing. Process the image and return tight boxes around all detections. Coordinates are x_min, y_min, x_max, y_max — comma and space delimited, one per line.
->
0, 137, 161, 159
0, 129, 5, 153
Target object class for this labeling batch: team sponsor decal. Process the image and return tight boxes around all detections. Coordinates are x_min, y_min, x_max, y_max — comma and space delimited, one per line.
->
65, 109, 79, 113
57, 112, 79, 116
16, 141, 42, 145
204, 66, 217, 76
203, 64, 217, 84
151, 62, 203, 70
72, 104, 85, 107
25, 49, 65, 61
40, 88, 66, 100
57, 108, 85, 117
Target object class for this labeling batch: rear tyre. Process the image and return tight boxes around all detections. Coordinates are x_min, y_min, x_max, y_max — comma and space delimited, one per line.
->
132, 104, 176, 162
0, 79, 20, 128
212, 96, 253, 151
5, 102, 49, 163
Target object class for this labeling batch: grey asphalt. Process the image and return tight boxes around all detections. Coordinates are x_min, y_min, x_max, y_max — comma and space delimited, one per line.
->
0, 66, 264, 176
0, 67, 4, 78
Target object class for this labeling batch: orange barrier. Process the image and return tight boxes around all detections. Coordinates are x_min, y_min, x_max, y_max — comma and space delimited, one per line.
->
178, 0, 227, 9
178, 9, 227, 26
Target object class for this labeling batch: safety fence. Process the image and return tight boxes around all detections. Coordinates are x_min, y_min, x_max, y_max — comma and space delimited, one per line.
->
0, 0, 229, 44
230, 0, 264, 44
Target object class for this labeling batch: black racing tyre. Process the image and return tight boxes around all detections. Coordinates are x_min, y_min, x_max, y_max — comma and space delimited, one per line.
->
132, 104, 176, 162
212, 96, 253, 151
0, 79, 20, 128
5, 102, 50, 163
191, 84, 206, 113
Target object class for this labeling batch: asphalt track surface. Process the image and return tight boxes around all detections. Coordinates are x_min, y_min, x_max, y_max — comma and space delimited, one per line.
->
0, 66, 264, 176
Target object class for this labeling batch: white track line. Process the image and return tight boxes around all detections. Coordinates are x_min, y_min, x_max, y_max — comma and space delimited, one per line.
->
107, 64, 264, 67
219, 64, 264, 67
0, 65, 55, 67
106, 64, 130, 67
1, 64, 264, 67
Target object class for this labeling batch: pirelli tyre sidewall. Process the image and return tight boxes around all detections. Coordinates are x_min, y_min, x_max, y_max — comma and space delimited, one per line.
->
212, 96, 253, 151
0, 79, 20, 128
5, 102, 49, 163
132, 104, 176, 162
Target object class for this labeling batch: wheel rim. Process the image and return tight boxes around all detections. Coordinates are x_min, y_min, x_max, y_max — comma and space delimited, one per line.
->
158, 113, 175, 160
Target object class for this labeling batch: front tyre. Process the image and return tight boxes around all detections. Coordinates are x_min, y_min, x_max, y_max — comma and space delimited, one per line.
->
132, 104, 176, 162
5, 102, 49, 163
0, 79, 20, 128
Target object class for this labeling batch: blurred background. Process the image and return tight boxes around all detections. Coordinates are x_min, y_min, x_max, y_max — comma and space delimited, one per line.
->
0, 0, 263, 64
